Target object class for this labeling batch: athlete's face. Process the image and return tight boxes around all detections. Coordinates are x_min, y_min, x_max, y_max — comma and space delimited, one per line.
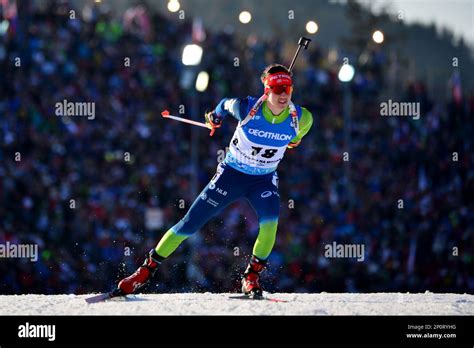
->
267, 86, 292, 112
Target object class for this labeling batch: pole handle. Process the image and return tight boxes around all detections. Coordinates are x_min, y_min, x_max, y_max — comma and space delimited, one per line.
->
298, 37, 312, 49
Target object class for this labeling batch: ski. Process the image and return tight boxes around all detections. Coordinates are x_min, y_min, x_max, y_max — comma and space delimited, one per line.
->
229, 294, 288, 303
85, 288, 125, 304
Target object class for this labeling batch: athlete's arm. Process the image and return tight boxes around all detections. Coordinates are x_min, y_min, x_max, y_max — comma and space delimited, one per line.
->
288, 108, 313, 148
205, 97, 250, 132
215, 97, 251, 120
206, 97, 249, 121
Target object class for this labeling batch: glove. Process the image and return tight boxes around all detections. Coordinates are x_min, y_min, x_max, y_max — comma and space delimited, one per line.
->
205, 111, 222, 127
287, 139, 301, 149
205, 111, 222, 136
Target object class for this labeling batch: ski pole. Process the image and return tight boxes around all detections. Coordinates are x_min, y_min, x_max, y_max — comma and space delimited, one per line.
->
288, 37, 311, 73
161, 110, 217, 136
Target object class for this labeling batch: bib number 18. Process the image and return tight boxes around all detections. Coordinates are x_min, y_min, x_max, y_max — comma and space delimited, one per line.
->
251, 146, 278, 159
232, 138, 278, 159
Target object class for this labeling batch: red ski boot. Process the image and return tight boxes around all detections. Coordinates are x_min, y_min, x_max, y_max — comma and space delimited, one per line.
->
241, 255, 267, 298
118, 249, 164, 295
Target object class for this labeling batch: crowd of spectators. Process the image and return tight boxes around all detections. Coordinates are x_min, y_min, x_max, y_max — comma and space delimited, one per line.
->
0, 1, 472, 294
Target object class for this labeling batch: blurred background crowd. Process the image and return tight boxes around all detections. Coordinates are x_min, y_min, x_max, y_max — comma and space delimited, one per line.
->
0, 0, 473, 294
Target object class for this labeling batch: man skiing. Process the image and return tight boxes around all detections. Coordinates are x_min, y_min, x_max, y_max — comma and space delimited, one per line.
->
117, 64, 313, 297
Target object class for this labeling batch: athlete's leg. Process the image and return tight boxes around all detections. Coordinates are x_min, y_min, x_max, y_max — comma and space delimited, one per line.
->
118, 163, 246, 294
241, 171, 280, 296
155, 163, 244, 258
245, 171, 280, 260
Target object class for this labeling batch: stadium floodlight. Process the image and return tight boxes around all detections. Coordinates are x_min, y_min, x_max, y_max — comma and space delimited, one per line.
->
167, 0, 180, 13
195, 71, 209, 92
0, 20, 9, 35
372, 30, 384, 44
306, 21, 318, 34
182, 44, 203, 66
338, 64, 355, 82
239, 11, 252, 24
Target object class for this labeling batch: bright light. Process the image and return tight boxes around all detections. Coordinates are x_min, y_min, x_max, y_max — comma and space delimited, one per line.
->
338, 64, 355, 82
239, 11, 252, 24
306, 21, 318, 34
0, 20, 9, 35
195, 71, 209, 92
182, 44, 203, 66
167, 0, 180, 13
372, 30, 384, 44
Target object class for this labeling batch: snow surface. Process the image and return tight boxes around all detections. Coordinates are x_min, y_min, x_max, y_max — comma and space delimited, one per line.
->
0, 293, 472, 315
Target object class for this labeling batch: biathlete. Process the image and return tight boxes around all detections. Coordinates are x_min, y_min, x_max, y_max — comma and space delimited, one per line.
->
117, 64, 313, 297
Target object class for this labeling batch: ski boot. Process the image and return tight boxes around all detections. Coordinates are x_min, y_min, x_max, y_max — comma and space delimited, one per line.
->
241, 255, 267, 298
117, 249, 164, 295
